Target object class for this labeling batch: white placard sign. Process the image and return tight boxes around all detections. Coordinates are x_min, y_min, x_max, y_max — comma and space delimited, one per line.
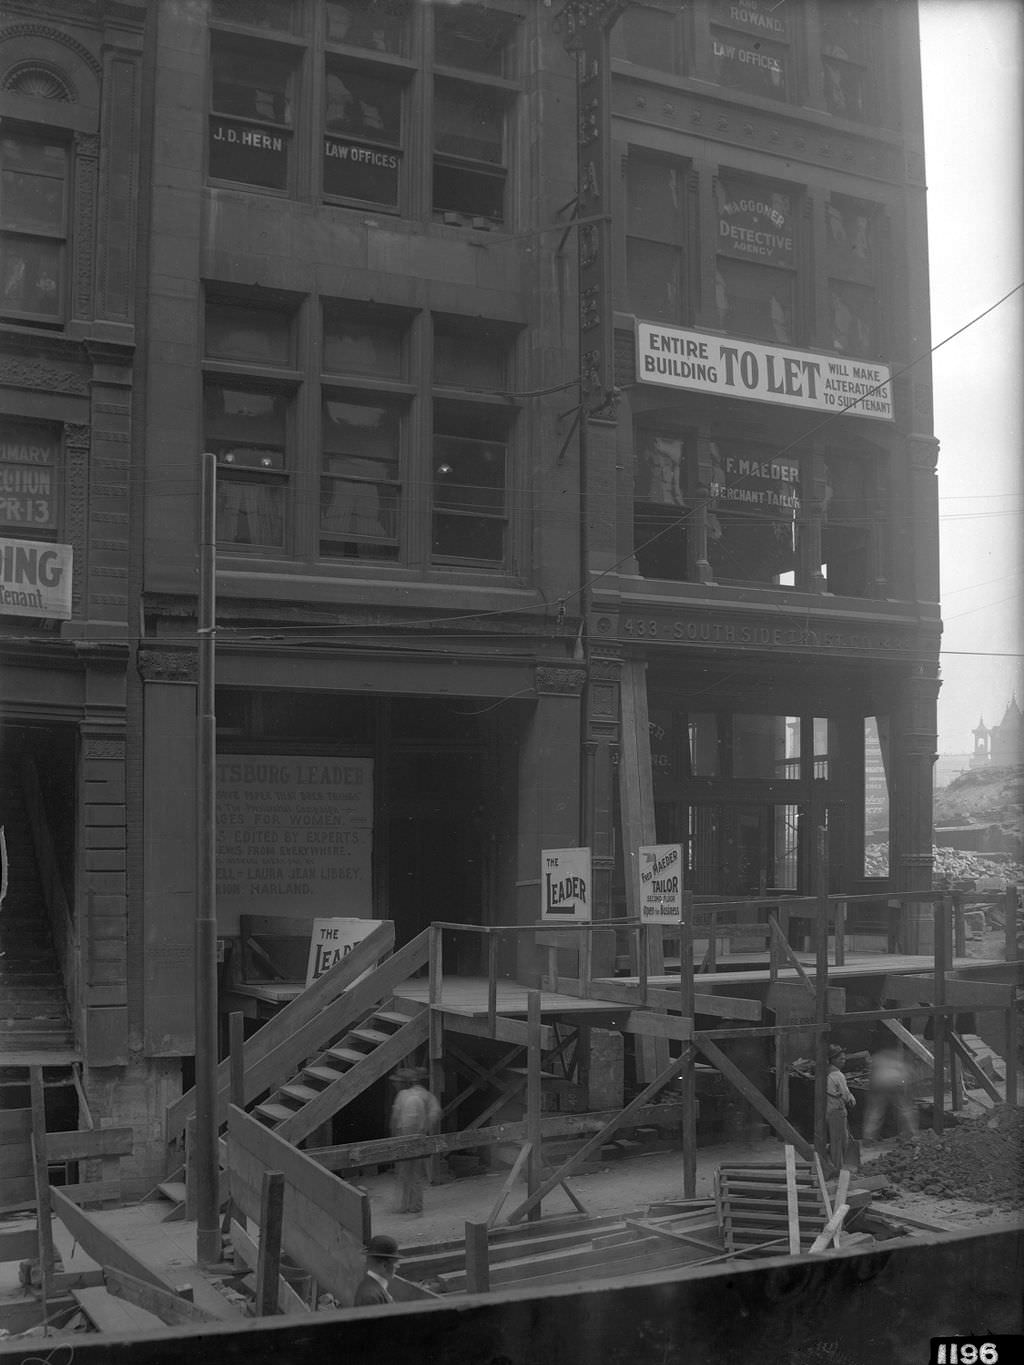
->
0, 538, 73, 619
541, 847, 592, 921
638, 844, 684, 924
305, 917, 378, 988
636, 321, 893, 421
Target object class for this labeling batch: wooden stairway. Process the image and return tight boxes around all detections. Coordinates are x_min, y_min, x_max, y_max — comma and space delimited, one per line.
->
252, 998, 428, 1144
715, 1156, 831, 1255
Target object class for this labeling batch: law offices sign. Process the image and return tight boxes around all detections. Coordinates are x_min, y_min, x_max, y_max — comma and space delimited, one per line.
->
636, 321, 893, 421
0, 538, 72, 619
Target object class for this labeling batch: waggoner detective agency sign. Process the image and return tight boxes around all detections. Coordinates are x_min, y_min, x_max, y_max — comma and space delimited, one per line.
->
0, 538, 72, 619
636, 322, 893, 421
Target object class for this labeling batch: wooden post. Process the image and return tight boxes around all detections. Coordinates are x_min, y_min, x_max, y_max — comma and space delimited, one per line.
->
428, 926, 444, 1184
29, 1068, 55, 1322
185, 1116, 197, 1221
952, 891, 966, 958
527, 990, 542, 1223
679, 892, 696, 1199
812, 827, 829, 1170
229, 1012, 245, 1109
464, 1221, 490, 1294
784, 1145, 800, 1255
487, 932, 498, 1039
254, 1171, 285, 1317
932, 895, 950, 1134
1005, 1007, 1018, 1108
834, 900, 846, 967
638, 922, 648, 1004
1005, 886, 1018, 963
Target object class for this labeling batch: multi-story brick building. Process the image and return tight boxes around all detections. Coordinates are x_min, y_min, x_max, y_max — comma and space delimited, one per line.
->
1, 0, 939, 1191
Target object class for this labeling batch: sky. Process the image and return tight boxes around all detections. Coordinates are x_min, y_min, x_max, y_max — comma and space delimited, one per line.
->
918, 0, 1024, 754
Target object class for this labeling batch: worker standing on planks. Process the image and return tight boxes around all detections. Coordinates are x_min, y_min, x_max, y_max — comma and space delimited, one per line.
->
353, 1234, 401, 1306
390, 1065, 441, 1215
825, 1045, 857, 1175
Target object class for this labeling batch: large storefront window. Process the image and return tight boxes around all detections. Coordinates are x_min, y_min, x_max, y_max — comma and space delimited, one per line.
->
707, 439, 800, 585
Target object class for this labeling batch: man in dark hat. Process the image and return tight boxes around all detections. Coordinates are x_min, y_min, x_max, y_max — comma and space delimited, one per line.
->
390, 1064, 440, 1215
353, 1234, 401, 1306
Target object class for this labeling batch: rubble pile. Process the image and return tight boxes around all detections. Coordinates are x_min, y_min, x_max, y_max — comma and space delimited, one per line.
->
931, 847, 1024, 885
874, 1107, 1024, 1209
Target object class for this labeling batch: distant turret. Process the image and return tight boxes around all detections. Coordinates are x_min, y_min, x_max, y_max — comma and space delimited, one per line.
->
970, 716, 990, 768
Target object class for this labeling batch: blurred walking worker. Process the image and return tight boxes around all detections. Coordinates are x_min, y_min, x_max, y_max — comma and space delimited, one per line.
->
862, 1043, 917, 1141
390, 1065, 440, 1215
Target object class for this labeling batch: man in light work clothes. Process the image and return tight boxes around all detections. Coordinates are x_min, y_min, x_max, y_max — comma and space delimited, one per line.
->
390, 1065, 440, 1215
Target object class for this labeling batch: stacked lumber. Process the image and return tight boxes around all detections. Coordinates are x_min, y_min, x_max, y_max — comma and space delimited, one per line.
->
715, 1154, 831, 1255
397, 1202, 734, 1295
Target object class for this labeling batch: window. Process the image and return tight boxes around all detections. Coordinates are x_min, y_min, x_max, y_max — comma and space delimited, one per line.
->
208, 1, 520, 223
433, 316, 510, 391
714, 173, 798, 344
325, 0, 411, 54
707, 438, 800, 585
205, 383, 290, 548
432, 403, 509, 566
864, 715, 890, 875
0, 133, 67, 323
433, 78, 507, 223
323, 61, 404, 207
208, 36, 294, 190
821, 448, 880, 597
0, 419, 61, 537
613, 3, 681, 73
206, 298, 295, 366
320, 395, 402, 559
323, 299, 407, 377
626, 153, 688, 324
826, 196, 881, 358
706, 0, 792, 102
633, 429, 688, 581
821, 0, 871, 121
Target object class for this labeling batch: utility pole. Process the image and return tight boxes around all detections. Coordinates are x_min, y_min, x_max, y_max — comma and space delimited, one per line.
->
194, 451, 220, 1266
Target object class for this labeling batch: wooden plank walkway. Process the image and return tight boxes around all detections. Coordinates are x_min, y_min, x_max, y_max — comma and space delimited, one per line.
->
606, 954, 1006, 992
394, 978, 626, 1017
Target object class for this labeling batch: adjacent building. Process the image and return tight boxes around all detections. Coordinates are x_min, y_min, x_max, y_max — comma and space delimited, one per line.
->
1, 0, 941, 1190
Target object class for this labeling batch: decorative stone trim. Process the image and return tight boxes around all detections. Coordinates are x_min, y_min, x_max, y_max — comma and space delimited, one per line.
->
535, 664, 587, 697
137, 648, 198, 683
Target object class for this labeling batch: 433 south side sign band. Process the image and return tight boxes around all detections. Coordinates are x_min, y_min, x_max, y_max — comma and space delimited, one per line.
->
636, 322, 893, 421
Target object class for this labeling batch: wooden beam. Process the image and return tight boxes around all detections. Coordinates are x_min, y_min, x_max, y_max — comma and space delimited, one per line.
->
694, 1037, 814, 1162
44, 1128, 134, 1163
769, 917, 816, 999
29, 1068, 55, 1313
486, 1143, 533, 1230
526, 992, 542, 1223
103, 1268, 219, 1327
784, 1146, 800, 1255
882, 974, 1014, 1011
506, 1048, 693, 1224
307, 1102, 688, 1172
623, 1219, 721, 1256
555, 974, 762, 1021
679, 891, 697, 1200
947, 1032, 1005, 1104
255, 1171, 285, 1318
809, 1204, 849, 1254
442, 1042, 522, 1118
441, 1011, 558, 1051
465, 1221, 490, 1294
50, 1187, 188, 1296
230, 1220, 311, 1316
227, 1106, 369, 1305
621, 1011, 693, 1042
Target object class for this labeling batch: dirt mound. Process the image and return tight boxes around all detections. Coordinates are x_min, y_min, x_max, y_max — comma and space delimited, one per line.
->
874, 1107, 1024, 1209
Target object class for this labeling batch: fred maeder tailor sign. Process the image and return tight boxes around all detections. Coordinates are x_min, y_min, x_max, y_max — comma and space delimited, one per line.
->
636, 321, 893, 421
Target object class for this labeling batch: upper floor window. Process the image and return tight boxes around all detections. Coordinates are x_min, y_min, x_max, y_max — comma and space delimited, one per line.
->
626, 152, 690, 325
209, 36, 295, 191
320, 393, 403, 560
714, 172, 798, 345
826, 195, 882, 358
633, 429, 689, 581
706, 0, 792, 102
0, 133, 68, 324
208, 0, 521, 225
820, 0, 872, 121
613, 3, 682, 73
432, 402, 510, 567
707, 438, 800, 586
0, 419, 61, 537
